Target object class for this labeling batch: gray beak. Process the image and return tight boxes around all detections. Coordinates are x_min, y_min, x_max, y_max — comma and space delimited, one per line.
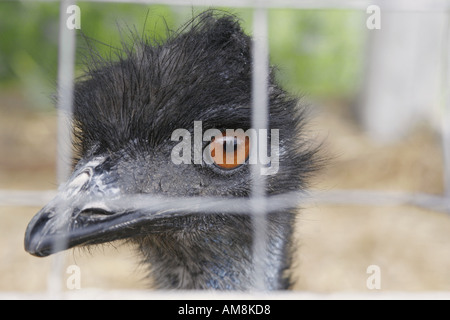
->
24, 157, 135, 257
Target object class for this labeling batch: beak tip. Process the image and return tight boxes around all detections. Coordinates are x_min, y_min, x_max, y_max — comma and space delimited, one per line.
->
25, 246, 51, 258
24, 214, 52, 258
24, 233, 56, 258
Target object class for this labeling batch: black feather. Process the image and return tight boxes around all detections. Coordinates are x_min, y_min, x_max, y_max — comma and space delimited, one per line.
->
34, 9, 321, 290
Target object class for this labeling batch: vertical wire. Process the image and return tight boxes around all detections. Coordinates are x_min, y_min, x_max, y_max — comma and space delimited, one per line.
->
47, 0, 77, 297
251, 7, 269, 291
443, 13, 450, 196
56, 4, 76, 184
442, 12, 450, 197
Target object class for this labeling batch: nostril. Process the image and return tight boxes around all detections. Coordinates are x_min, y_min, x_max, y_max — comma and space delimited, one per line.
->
79, 208, 114, 219
30, 213, 51, 233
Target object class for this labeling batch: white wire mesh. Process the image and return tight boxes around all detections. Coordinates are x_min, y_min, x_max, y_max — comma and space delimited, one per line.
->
1, 0, 450, 298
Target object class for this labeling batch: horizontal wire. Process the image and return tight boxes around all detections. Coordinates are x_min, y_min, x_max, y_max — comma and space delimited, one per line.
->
2, 189, 450, 215
0, 190, 57, 207
17, 0, 450, 11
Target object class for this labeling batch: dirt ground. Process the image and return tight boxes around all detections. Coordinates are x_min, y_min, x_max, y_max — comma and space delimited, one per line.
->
1, 91, 450, 294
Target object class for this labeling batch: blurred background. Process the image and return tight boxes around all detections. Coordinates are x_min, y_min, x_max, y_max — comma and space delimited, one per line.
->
1, 1, 450, 294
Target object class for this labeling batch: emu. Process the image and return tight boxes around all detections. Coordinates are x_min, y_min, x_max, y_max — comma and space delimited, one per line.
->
24, 11, 318, 290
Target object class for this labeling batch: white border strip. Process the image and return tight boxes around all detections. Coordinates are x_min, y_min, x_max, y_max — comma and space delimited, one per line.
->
2, 289, 450, 300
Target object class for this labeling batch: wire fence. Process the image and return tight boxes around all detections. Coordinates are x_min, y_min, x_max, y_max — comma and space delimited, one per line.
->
1, 0, 450, 298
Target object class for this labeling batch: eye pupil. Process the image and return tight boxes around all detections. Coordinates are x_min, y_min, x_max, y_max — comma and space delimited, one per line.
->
209, 132, 249, 170
223, 139, 237, 152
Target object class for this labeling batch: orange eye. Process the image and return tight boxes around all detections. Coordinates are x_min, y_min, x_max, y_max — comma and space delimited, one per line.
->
209, 131, 250, 170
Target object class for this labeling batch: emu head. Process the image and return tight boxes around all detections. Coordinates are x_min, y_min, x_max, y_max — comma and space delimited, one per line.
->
24, 11, 318, 289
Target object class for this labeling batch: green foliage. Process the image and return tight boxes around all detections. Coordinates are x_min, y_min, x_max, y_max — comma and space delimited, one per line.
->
0, 2, 58, 109
75, 3, 175, 57
268, 9, 365, 97
0, 3, 365, 109
0, 1, 59, 102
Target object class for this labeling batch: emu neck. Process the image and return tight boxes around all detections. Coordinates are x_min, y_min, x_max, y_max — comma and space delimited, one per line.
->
134, 213, 294, 290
